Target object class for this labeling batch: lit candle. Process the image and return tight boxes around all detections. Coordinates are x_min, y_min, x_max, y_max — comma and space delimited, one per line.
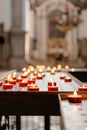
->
30, 66, 34, 73
65, 65, 69, 70
28, 78, 35, 84
8, 78, 16, 85
47, 66, 51, 72
57, 64, 62, 71
21, 72, 28, 78
78, 85, 87, 91
5, 75, 11, 83
21, 67, 27, 72
64, 77, 72, 82
3, 83, 13, 89
34, 71, 38, 76
38, 68, 43, 73
48, 85, 58, 91
12, 72, 17, 80
48, 79, 56, 86
28, 84, 39, 91
37, 73, 43, 79
68, 91, 82, 103
71, 68, 75, 72
48, 81, 58, 91
16, 76, 23, 82
60, 74, 66, 80
19, 80, 28, 87
53, 66, 57, 72
50, 69, 55, 75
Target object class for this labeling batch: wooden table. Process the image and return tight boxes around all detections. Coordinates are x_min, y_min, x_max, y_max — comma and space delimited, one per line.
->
0, 69, 87, 130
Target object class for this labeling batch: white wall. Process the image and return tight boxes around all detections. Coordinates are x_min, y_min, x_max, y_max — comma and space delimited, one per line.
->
0, 0, 12, 31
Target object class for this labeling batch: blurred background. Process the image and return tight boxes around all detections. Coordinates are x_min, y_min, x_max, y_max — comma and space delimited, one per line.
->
0, 0, 87, 70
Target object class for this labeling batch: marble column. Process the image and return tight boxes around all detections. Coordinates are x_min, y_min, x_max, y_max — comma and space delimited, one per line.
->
41, 10, 48, 60
36, 10, 43, 60
9, 0, 28, 69
36, 9, 48, 60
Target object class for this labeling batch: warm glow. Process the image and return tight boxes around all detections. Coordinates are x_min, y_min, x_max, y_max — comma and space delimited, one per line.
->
27, 69, 30, 73
39, 68, 43, 72
30, 67, 34, 72
57, 64, 62, 70
22, 67, 27, 72
34, 71, 37, 74
53, 66, 56, 71
22, 79, 27, 82
23, 72, 28, 76
65, 65, 69, 70
74, 91, 77, 96
8, 75, 11, 79
82, 85, 85, 88
38, 73, 41, 77
71, 68, 75, 72
47, 66, 51, 71
51, 69, 55, 73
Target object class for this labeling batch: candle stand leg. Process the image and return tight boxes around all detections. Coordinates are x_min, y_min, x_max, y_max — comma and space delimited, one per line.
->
44, 116, 50, 130
16, 116, 21, 130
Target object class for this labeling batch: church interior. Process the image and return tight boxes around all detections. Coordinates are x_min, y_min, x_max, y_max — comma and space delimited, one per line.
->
0, 0, 87, 130
0, 0, 87, 70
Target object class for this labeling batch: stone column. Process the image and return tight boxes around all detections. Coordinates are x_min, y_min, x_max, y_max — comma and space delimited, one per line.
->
36, 9, 48, 60
9, 0, 28, 69
36, 10, 43, 60
41, 10, 48, 60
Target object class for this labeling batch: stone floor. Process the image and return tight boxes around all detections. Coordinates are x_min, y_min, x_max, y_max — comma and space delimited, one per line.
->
1, 116, 60, 130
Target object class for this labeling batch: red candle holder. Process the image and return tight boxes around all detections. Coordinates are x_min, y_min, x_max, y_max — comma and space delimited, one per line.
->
48, 86, 58, 91
60, 75, 66, 80
16, 76, 23, 82
28, 78, 35, 84
8, 79, 16, 85
0, 81, 2, 86
78, 85, 87, 91
64, 77, 72, 82
19, 80, 28, 87
11, 72, 17, 80
36, 73, 43, 79
48, 81, 56, 86
3, 83, 13, 89
68, 91, 82, 103
21, 74, 28, 78
28, 85, 39, 91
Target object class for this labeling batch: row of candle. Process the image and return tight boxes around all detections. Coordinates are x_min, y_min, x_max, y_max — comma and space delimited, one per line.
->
0, 66, 86, 103
21, 64, 75, 74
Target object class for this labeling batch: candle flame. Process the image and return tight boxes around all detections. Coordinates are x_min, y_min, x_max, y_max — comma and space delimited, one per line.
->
65, 65, 69, 70
74, 91, 77, 96
13, 72, 16, 76
57, 64, 62, 69
71, 68, 75, 72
